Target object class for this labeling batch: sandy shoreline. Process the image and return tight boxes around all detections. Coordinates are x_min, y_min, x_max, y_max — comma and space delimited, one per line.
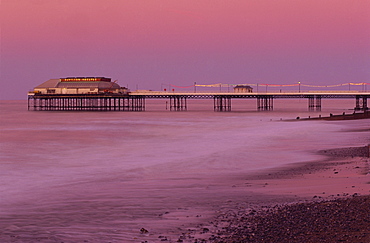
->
144, 145, 370, 243
193, 145, 370, 243
1, 146, 369, 242
124, 145, 370, 243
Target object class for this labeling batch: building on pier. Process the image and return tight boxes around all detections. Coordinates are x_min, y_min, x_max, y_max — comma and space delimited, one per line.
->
27, 77, 146, 111
234, 85, 253, 93
30, 77, 128, 95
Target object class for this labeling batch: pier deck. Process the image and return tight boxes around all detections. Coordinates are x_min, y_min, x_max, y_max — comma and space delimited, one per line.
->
28, 91, 369, 111
130, 91, 369, 111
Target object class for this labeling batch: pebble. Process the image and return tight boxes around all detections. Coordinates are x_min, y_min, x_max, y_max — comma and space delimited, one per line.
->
208, 195, 370, 242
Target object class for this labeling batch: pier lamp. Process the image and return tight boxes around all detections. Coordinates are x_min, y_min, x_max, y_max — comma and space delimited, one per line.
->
298, 81, 301, 93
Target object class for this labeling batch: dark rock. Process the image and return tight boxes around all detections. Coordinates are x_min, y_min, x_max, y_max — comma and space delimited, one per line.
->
140, 228, 148, 234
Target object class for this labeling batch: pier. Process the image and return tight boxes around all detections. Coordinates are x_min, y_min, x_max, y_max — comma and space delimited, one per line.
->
28, 91, 369, 112
27, 77, 370, 112
28, 94, 145, 111
129, 91, 369, 111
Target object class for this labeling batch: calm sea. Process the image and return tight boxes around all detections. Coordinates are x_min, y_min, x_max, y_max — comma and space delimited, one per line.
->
0, 99, 368, 242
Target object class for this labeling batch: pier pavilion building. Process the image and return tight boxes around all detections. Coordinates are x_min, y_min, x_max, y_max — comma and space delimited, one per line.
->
32, 77, 127, 95
28, 77, 145, 111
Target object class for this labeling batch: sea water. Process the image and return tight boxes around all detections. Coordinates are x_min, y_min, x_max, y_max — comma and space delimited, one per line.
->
0, 99, 368, 242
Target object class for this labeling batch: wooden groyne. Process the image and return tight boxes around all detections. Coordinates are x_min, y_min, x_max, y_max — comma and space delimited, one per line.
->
297, 111, 370, 121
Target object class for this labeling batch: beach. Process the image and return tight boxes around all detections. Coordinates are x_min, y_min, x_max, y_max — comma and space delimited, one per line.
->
0, 100, 369, 242
1, 145, 369, 242
204, 145, 370, 243
133, 145, 370, 242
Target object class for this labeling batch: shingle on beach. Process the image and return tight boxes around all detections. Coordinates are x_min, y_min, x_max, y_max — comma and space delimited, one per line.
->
210, 195, 370, 243
206, 144, 370, 243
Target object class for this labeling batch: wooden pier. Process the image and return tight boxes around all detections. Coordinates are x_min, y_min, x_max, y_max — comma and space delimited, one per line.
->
28, 92, 369, 112
28, 94, 145, 111
130, 91, 369, 112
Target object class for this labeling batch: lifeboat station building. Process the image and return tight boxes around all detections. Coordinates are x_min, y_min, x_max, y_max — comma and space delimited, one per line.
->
32, 77, 127, 95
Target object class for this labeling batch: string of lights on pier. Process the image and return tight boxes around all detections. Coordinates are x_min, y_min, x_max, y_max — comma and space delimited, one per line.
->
169, 82, 370, 89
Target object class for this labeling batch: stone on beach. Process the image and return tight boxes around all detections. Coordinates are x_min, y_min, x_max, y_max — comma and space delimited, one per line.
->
210, 195, 370, 243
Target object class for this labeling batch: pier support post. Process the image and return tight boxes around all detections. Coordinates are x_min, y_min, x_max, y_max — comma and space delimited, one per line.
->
129, 95, 145, 111
170, 96, 187, 111
308, 95, 321, 111
28, 96, 34, 110
27, 95, 145, 111
355, 95, 368, 111
214, 95, 231, 111
257, 96, 273, 111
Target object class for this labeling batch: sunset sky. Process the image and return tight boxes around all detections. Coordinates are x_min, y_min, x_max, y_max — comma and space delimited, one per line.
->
1, 0, 369, 99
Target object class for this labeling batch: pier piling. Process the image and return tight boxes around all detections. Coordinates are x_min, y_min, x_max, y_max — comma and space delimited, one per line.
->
28, 95, 145, 111
257, 96, 273, 111
355, 96, 368, 111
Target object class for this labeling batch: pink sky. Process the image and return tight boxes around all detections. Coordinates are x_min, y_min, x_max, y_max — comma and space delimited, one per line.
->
1, 0, 369, 99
